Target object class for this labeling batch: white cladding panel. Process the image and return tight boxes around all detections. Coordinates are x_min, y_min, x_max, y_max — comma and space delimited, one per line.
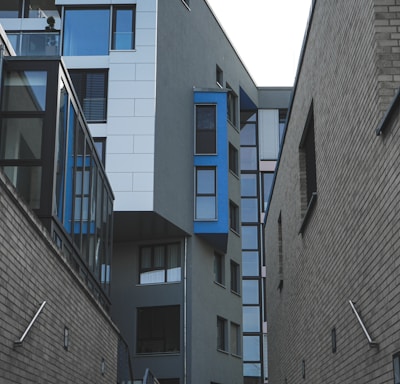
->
258, 109, 280, 160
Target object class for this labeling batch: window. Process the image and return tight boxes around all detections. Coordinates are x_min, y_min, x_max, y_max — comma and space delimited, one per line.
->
243, 335, 260, 361
241, 225, 258, 250
394, 353, 400, 384
69, 69, 108, 123
195, 167, 216, 220
226, 84, 237, 126
229, 201, 239, 232
0, 0, 59, 18
230, 260, 240, 294
331, 327, 337, 353
195, 104, 216, 154
300, 102, 317, 206
63, 9, 110, 56
217, 317, 227, 351
241, 198, 258, 223
230, 322, 241, 356
229, 143, 238, 175
243, 280, 259, 304
242, 251, 259, 277
112, 6, 135, 50
0, 0, 21, 18
279, 109, 288, 144
216, 65, 223, 87
139, 243, 181, 284
243, 306, 260, 332
137, 306, 180, 354
214, 252, 224, 285
93, 137, 106, 166
262, 172, 274, 212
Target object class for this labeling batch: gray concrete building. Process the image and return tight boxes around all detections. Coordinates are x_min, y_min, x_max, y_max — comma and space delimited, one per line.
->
265, 0, 400, 383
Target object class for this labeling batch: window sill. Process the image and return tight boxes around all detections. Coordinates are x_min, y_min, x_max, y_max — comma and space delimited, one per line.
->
217, 348, 229, 355
298, 192, 317, 235
214, 281, 226, 289
230, 228, 240, 237
231, 289, 241, 297
137, 281, 181, 287
136, 351, 180, 357
231, 353, 242, 359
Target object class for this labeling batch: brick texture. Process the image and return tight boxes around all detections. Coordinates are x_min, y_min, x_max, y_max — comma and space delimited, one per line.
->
265, 0, 400, 383
0, 170, 119, 383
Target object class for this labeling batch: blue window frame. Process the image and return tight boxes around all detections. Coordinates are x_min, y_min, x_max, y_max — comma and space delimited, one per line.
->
195, 167, 216, 220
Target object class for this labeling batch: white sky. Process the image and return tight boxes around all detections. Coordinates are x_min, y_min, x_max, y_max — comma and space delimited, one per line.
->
206, 0, 312, 87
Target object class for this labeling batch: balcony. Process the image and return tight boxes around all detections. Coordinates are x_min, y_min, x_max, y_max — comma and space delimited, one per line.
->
7, 31, 60, 56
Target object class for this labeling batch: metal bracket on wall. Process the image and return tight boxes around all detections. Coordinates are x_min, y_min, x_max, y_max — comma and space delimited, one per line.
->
14, 301, 47, 348
349, 300, 379, 349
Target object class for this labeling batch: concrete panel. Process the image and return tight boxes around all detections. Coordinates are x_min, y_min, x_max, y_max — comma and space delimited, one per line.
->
133, 172, 154, 191
108, 99, 135, 117
133, 135, 154, 154
109, 63, 136, 81
107, 172, 133, 192
134, 98, 155, 116
107, 135, 134, 154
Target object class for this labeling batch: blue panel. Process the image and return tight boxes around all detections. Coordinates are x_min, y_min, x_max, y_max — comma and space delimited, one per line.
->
193, 90, 230, 248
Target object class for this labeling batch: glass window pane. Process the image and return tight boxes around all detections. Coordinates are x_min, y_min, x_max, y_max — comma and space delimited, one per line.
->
241, 173, 257, 197
263, 172, 274, 211
167, 243, 181, 282
2, 71, 47, 111
243, 280, 259, 305
242, 251, 259, 276
242, 225, 258, 250
113, 7, 135, 50
27, 0, 59, 18
63, 9, 110, 55
241, 198, 258, 223
0, 0, 20, 18
197, 169, 215, 194
240, 123, 256, 145
240, 147, 257, 170
244, 363, 261, 377
3, 166, 42, 209
243, 306, 260, 332
196, 105, 216, 154
196, 196, 216, 219
243, 336, 260, 361
0, 118, 42, 160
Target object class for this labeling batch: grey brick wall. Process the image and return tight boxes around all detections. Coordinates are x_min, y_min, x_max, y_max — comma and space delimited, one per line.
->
0, 170, 119, 383
265, 0, 400, 383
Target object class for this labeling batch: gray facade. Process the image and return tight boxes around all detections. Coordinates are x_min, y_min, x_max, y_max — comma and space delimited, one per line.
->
265, 1, 400, 383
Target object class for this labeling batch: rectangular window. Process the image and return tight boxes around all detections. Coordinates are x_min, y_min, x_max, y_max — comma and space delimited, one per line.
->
230, 260, 240, 294
216, 65, 223, 88
262, 172, 274, 212
93, 137, 106, 166
394, 353, 400, 384
63, 8, 110, 56
229, 143, 238, 175
195, 104, 216, 154
227, 84, 237, 126
217, 317, 228, 352
195, 167, 217, 220
112, 5, 135, 50
0, 0, 21, 18
69, 69, 108, 123
139, 243, 181, 284
214, 252, 224, 285
230, 322, 241, 356
137, 306, 180, 354
229, 201, 239, 232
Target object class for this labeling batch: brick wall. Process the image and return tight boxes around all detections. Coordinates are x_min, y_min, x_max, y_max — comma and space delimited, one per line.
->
265, 0, 400, 383
0, 170, 119, 383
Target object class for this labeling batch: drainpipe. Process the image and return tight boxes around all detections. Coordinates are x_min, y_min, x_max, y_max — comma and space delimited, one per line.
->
0, 44, 4, 90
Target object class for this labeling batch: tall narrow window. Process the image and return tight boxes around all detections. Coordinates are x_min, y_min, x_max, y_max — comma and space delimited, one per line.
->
230, 260, 240, 294
216, 65, 223, 87
0, 0, 21, 18
229, 143, 239, 175
195, 105, 216, 154
227, 84, 237, 126
394, 353, 400, 384
214, 252, 224, 285
112, 6, 136, 50
195, 167, 216, 220
217, 317, 227, 351
229, 201, 239, 232
69, 69, 108, 123
230, 322, 241, 356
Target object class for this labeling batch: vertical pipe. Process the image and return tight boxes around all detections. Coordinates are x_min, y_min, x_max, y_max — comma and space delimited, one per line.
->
183, 236, 188, 384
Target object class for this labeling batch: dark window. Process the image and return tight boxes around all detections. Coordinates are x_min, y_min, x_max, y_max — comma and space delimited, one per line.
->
196, 105, 216, 154
112, 6, 135, 50
216, 65, 223, 87
93, 137, 106, 166
302, 360, 306, 379
139, 243, 181, 284
69, 69, 108, 123
262, 172, 274, 212
279, 109, 288, 144
214, 252, 224, 285
0, 0, 21, 18
230, 322, 241, 356
217, 317, 227, 351
227, 85, 237, 126
230, 260, 240, 294
394, 353, 400, 384
195, 167, 216, 220
230, 201, 239, 232
331, 327, 337, 353
300, 103, 317, 204
229, 143, 239, 175
137, 306, 180, 354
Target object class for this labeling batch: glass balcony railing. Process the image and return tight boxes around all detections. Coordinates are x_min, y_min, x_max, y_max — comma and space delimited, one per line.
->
7, 32, 60, 56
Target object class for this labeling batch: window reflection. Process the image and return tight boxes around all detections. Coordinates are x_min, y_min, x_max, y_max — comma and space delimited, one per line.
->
243, 306, 260, 332
241, 225, 258, 250
243, 280, 259, 305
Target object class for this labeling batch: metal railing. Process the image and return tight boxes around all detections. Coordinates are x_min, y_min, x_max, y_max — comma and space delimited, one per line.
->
7, 32, 60, 56
143, 369, 160, 384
